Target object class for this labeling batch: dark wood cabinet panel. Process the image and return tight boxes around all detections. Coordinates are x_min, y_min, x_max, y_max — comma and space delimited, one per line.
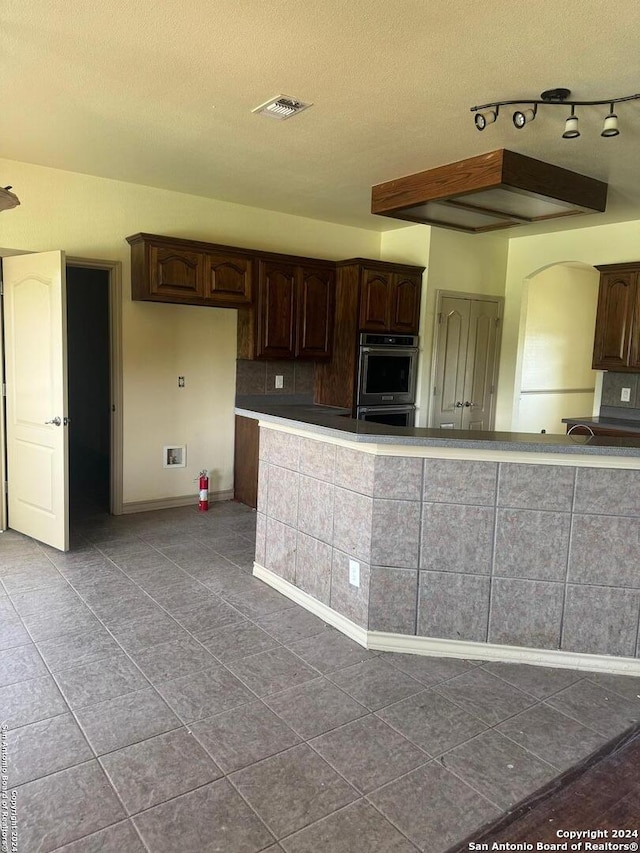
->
592, 270, 638, 370
314, 265, 360, 409
234, 415, 259, 508
391, 272, 422, 333
256, 261, 297, 358
149, 246, 203, 302
314, 259, 424, 409
203, 253, 252, 305
359, 270, 392, 331
296, 265, 335, 360
128, 233, 252, 308
246, 260, 335, 361
358, 268, 422, 334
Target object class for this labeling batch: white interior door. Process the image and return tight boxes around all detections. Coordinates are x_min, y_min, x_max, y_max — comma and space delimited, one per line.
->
461, 299, 500, 430
3, 251, 69, 550
431, 294, 501, 430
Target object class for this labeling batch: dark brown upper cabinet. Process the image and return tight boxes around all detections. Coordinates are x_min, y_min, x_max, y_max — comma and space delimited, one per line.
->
256, 260, 297, 358
241, 259, 335, 360
148, 244, 203, 302
359, 270, 392, 331
296, 264, 335, 359
392, 273, 422, 333
127, 233, 252, 307
592, 264, 640, 371
358, 266, 422, 334
203, 252, 252, 306
315, 259, 424, 409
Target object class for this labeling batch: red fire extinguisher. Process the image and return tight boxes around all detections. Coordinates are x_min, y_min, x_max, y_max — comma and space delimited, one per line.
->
198, 470, 209, 512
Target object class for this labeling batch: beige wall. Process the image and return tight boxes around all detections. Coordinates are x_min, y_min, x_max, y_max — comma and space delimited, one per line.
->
497, 220, 640, 429
516, 264, 600, 434
0, 158, 381, 506
381, 226, 509, 426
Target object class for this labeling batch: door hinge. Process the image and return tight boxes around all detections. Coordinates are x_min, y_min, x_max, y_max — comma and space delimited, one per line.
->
433, 385, 437, 396
495, 317, 500, 328
1, 383, 5, 397
490, 384, 495, 395
4, 481, 7, 495
438, 312, 443, 324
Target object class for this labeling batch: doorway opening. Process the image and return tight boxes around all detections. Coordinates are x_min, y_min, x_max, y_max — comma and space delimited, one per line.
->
66, 266, 110, 516
65, 258, 123, 521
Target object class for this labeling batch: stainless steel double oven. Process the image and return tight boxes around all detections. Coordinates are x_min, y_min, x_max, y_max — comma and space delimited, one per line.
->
355, 333, 419, 427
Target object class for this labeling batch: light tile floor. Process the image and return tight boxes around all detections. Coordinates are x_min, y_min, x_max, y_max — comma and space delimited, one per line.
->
1, 502, 640, 852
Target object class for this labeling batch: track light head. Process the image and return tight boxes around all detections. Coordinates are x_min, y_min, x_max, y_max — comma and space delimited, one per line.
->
513, 106, 536, 129
601, 107, 619, 137
562, 106, 580, 139
475, 109, 498, 131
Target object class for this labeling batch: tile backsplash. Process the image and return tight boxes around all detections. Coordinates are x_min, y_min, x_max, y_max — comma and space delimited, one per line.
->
599, 371, 640, 421
600, 372, 639, 409
235, 359, 315, 398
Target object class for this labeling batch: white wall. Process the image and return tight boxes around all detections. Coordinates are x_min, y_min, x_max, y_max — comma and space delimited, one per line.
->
0, 158, 381, 506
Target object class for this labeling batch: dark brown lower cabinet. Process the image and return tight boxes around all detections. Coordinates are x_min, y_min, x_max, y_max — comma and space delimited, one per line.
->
234, 416, 259, 508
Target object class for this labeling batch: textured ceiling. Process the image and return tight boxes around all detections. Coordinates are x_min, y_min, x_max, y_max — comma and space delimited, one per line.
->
3, 0, 640, 232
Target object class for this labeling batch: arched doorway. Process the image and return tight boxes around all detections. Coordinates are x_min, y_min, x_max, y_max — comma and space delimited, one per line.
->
514, 262, 600, 434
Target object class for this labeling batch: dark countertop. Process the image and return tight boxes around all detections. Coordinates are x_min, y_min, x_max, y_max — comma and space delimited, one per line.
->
235, 402, 640, 457
562, 416, 640, 434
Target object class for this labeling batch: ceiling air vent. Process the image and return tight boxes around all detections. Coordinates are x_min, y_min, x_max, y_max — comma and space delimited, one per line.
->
252, 95, 312, 120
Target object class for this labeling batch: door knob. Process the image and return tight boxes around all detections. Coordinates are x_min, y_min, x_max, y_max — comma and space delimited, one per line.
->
44, 417, 62, 426
455, 401, 464, 408
463, 401, 476, 408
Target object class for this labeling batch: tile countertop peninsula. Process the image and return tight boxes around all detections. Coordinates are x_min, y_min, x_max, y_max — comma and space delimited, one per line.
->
236, 402, 640, 678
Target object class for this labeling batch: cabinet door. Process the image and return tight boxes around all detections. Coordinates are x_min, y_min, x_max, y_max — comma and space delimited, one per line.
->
390, 272, 421, 333
296, 265, 335, 360
256, 260, 296, 358
592, 271, 638, 370
203, 253, 252, 306
149, 245, 203, 302
359, 269, 392, 331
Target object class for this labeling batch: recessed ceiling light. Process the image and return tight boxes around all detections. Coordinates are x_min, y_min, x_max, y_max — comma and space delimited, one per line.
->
252, 95, 312, 120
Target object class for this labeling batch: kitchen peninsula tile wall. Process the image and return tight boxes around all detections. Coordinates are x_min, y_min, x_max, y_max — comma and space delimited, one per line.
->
256, 429, 640, 659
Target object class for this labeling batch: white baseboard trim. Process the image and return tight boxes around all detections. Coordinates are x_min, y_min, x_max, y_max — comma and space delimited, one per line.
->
368, 632, 640, 677
122, 489, 234, 515
253, 563, 368, 647
254, 563, 640, 678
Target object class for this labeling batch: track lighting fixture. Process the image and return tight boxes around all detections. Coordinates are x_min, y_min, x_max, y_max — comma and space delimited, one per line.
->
601, 105, 619, 137
475, 108, 498, 130
562, 106, 580, 139
513, 106, 537, 129
470, 88, 639, 139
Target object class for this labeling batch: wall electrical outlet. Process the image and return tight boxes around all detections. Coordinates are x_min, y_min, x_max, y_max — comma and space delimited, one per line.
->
621, 387, 631, 402
275, 375, 284, 389
178, 376, 185, 388
348, 559, 360, 588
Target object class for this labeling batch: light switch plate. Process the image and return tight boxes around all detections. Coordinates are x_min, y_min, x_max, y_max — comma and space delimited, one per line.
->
621, 387, 631, 402
348, 559, 360, 587
275, 375, 284, 389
